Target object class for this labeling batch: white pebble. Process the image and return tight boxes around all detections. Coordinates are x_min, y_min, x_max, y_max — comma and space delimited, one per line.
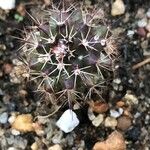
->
111, 0, 125, 16
92, 114, 104, 127
104, 117, 117, 128
0, 0, 15, 10
11, 129, 20, 136
127, 30, 135, 38
134, 112, 141, 118
118, 108, 124, 114
8, 147, 17, 150
73, 103, 80, 110
56, 109, 79, 133
110, 108, 123, 118
0, 112, 8, 124
88, 108, 96, 121
113, 78, 121, 84
8, 115, 16, 124
137, 18, 147, 27
48, 144, 63, 150
124, 92, 139, 105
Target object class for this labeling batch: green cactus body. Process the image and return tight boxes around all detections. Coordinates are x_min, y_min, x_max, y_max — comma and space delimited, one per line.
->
20, 2, 117, 106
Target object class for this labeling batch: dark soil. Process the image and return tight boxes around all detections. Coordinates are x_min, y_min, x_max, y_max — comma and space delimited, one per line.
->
0, 0, 150, 150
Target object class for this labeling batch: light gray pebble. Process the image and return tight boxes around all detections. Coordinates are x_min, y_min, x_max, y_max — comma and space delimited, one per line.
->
14, 137, 27, 149
137, 18, 147, 27
0, 88, 4, 95
52, 130, 63, 144
128, 79, 133, 84
88, 108, 96, 121
127, 30, 135, 38
7, 135, 27, 149
113, 78, 121, 84
7, 135, 15, 145
145, 115, 150, 124
134, 112, 141, 118
45, 122, 54, 140
92, 114, 104, 127
146, 9, 150, 18
11, 129, 20, 136
0, 112, 8, 124
110, 108, 123, 118
146, 98, 150, 104
8, 147, 18, 150
66, 133, 75, 146
124, 92, 139, 105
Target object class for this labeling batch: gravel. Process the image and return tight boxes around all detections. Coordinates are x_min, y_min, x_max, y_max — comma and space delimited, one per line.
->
0, 112, 8, 124
0, 0, 150, 149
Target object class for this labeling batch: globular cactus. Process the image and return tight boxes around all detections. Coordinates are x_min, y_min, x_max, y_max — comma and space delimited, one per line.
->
19, 1, 117, 107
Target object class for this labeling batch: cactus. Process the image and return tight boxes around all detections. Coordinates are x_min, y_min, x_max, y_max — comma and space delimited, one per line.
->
19, 1, 117, 107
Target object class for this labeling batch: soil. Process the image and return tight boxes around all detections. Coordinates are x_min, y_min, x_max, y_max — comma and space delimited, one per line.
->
0, 0, 150, 150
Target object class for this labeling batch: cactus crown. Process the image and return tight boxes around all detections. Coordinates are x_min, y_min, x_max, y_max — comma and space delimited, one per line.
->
20, 1, 117, 106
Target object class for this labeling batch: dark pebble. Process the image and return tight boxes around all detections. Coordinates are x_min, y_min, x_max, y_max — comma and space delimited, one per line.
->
126, 126, 141, 142
6, 102, 16, 112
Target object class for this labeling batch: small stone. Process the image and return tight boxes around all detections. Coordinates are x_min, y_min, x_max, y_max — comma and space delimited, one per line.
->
92, 114, 104, 127
136, 27, 146, 37
123, 109, 132, 118
146, 9, 150, 18
52, 130, 63, 144
127, 30, 135, 38
0, 88, 4, 95
145, 114, 150, 124
116, 101, 125, 107
141, 40, 148, 49
88, 108, 96, 121
8, 114, 16, 124
66, 133, 75, 146
110, 108, 123, 118
2, 63, 13, 74
11, 129, 20, 135
117, 116, 132, 130
31, 142, 39, 150
73, 103, 80, 110
124, 91, 138, 105
134, 112, 141, 118
48, 144, 63, 150
0, 112, 8, 124
32, 123, 44, 136
12, 114, 34, 132
0, 44, 6, 51
89, 101, 109, 114
113, 78, 121, 84
111, 0, 125, 16
123, 13, 130, 23
104, 117, 117, 128
8, 147, 17, 150
137, 18, 147, 27
136, 8, 145, 19
145, 20, 150, 32
0, 127, 5, 136
56, 109, 79, 133
0, 0, 16, 10
78, 148, 84, 150
10, 64, 29, 84
43, 0, 51, 6
93, 131, 126, 150
126, 126, 141, 142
